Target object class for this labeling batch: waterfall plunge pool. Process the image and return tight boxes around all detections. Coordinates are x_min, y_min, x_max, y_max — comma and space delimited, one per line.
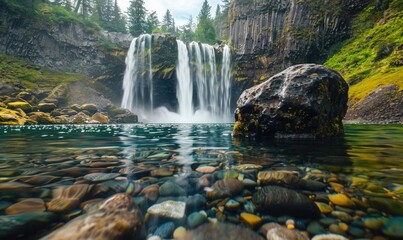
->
0, 124, 402, 239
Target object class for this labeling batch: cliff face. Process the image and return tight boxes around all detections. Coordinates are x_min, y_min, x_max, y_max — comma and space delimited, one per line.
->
228, 0, 366, 85
0, 7, 131, 76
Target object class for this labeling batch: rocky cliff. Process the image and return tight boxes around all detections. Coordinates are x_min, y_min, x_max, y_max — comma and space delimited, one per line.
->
0, 4, 132, 103
228, 0, 366, 85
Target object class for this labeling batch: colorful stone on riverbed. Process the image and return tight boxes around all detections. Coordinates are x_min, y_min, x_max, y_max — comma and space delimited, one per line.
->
42, 193, 145, 240
328, 194, 355, 208
6, 198, 46, 215
147, 200, 186, 219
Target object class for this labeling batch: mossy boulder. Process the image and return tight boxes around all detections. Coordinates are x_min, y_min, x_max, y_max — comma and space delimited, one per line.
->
0, 102, 7, 108
29, 112, 56, 124
91, 113, 110, 124
70, 104, 81, 112
0, 107, 27, 125
16, 92, 38, 104
80, 104, 98, 114
233, 64, 348, 138
38, 103, 57, 113
7, 101, 32, 112
70, 112, 93, 124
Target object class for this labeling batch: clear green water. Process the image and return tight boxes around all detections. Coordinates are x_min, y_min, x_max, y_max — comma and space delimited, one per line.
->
0, 124, 402, 239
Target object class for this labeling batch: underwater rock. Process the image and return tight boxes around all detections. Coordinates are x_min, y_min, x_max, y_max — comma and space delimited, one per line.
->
196, 166, 216, 173
6, 198, 46, 215
307, 221, 326, 235
262, 223, 308, 240
233, 64, 348, 138
154, 221, 175, 239
43, 193, 145, 240
16, 175, 60, 186
368, 197, 403, 215
257, 171, 300, 187
311, 233, 348, 240
185, 222, 264, 240
253, 186, 320, 218
315, 202, 333, 214
48, 184, 90, 213
328, 194, 355, 208
362, 216, 388, 231
147, 200, 186, 219
187, 212, 207, 228
382, 216, 403, 238
139, 184, 160, 203
0, 181, 32, 190
150, 167, 173, 177
83, 173, 120, 182
159, 181, 186, 196
206, 178, 244, 200
240, 212, 262, 229
0, 212, 56, 239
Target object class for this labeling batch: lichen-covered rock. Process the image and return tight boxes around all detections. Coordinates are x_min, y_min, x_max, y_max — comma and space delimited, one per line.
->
70, 112, 93, 124
38, 103, 57, 112
91, 112, 110, 124
43, 193, 146, 240
7, 101, 32, 112
29, 112, 56, 124
0, 107, 26, 125
81, 104, 98, 114
233, 64, 348, 138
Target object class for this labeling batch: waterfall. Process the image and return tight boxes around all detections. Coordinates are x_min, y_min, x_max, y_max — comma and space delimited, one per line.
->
122, 35, 232, 123
176, 40, 193, 119
121, 34, 153, 120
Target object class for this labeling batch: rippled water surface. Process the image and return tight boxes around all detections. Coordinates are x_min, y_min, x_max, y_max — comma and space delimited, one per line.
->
0, 124, 402, 239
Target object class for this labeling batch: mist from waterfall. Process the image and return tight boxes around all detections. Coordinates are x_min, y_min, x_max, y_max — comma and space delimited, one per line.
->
122, 35, 232, 123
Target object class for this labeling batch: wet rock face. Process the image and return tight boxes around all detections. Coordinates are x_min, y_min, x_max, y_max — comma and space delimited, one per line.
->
233, 64, 348, 138
228, 0, 367, 82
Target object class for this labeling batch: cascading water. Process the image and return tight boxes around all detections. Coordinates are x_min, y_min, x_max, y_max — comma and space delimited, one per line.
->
176, 40, 193, 119
122, 35, 232, 123
121, 34, 153, 120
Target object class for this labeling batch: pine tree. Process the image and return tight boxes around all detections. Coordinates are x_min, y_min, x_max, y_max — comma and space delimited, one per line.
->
195, 0, 217, 44
74, 0, 93, 18
161, 9, 175, 34
128, 0, 146, 36
146, 11, 159, 33
54, 0, 73, 11
179, 16, 195, 42
110, 0, 127, 33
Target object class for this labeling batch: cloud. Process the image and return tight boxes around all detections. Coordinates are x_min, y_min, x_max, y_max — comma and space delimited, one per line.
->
118, 0, 222, 26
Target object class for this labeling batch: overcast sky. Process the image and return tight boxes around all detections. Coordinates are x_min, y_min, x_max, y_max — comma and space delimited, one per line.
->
118, 0, 223, 26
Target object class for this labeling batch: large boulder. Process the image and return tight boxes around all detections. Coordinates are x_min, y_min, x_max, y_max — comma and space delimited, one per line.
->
233, 64, 348, 138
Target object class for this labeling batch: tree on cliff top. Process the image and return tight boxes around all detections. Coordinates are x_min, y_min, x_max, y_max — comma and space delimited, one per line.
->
195, 0, 217, 44
146, 11, 160, 33
161, 9, 176, 34
128, 0, 147, 36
